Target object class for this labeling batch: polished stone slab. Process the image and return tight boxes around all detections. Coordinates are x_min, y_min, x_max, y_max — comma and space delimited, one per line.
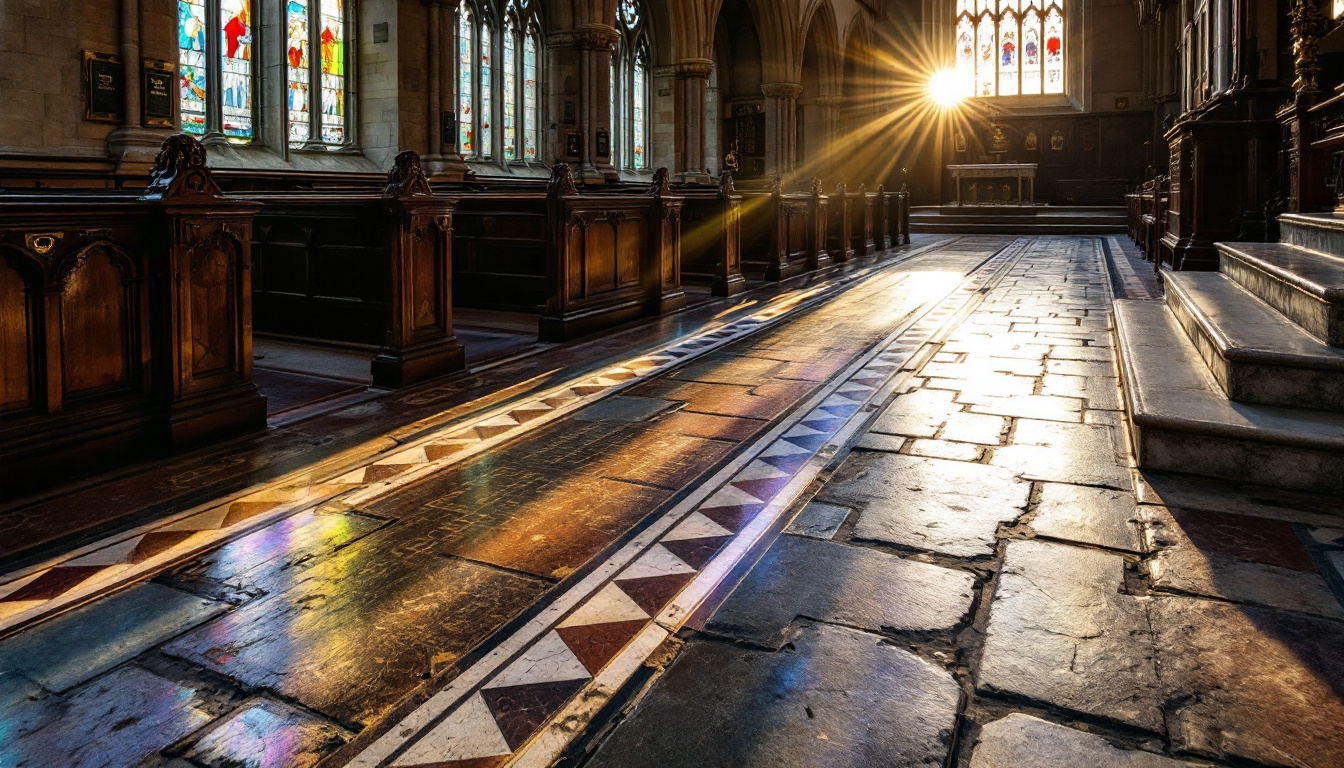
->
991, 419, 1131, 489
1032, 483, 1143, 553
163, 549, 549, 727
706, 534, 975, 649
0, 582, 225, 692
183, 698, 352, 768
969, 714, 1211, 767
783, 502, 850, 540
1150, 596, 1344, 767
585, 623, 961, 768
978, 539, 1163, 731
822, 453, 1030, 557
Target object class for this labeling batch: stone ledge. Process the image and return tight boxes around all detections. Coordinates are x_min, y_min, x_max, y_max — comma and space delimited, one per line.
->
1164, 271, 1344, 411
1113, 300, 1344, 493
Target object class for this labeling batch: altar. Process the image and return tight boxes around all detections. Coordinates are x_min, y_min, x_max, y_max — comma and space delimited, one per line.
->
948, 163, 1037, 205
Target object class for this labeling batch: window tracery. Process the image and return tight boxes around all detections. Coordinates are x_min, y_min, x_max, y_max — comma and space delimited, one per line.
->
458, 0, 544, 164
955, 0, 1064, 98
612, 0, 650, 171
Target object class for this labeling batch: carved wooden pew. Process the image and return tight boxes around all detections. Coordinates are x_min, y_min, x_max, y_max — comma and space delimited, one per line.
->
852, 185, 876, 256
737, 179, 829, 280
449, 165, 686, 342
242, 152, 465, 389
0, 134, 266, 496
675, 174, 744, 297
828, 182, 855, 263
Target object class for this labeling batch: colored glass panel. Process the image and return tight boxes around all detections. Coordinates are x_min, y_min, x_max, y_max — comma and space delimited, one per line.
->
998, 11, 1018, 96
287, 0, 310, 145
976, 13, 995, 97
1021, 10, 1041, 94
220, 0, 252, 139
633, 51, 647, 170
955, 16, 974, 97
480, 23, 493, 158
178, 0, 208, 134
503, 16, 517, 161
1044, 6, 1063, 93
320, 0, 345, 143
620, 0, 640, 30
524, 30, 539, 161
459, 4, 473, 153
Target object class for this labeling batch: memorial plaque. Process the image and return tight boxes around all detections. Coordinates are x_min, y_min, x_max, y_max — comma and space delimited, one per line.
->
84, 51, 123, 122
441, 111, 455, 145
142, 60, 174, 127
565, 130, 583, 161
595, 129, 610, 160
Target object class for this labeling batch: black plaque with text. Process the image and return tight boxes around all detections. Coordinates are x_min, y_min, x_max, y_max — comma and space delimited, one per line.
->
142, 60, 174, 127
595, 129, 610, 160
84, 51, 123, 122
565, 130, 583, 161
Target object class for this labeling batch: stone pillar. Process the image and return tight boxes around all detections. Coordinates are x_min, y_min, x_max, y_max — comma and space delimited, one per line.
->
762, 82, 802, 179
550, 25, 621, 183
108, 0, 173, 172
813, 95, 845, 178
424, 1, 470, 180
674, 58, 714, 182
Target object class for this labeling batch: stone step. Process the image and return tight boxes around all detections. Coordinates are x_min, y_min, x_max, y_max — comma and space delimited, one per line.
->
1112, 300, 1344, 494
1216, 241, 1344, 346
1279, 211, 1344, 256
911, 222, 1127, 235
1164, 271, 1344, 411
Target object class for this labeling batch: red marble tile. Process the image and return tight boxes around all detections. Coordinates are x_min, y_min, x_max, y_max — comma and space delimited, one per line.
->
128, 531, 198, 564
1, 566, 105, 602
660, 536, 734, 571
1170, 508, 1317, 572
481, 678, 588, 750
615, 572, 696, 616
556, 619, 649, 674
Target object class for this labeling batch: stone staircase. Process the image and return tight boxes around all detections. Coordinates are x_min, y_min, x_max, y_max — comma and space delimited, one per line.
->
1113, 212, 1344, 495
911, 205, 1127, 235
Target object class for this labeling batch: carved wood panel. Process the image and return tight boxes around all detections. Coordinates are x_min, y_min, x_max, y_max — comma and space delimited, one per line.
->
60, 249, 130, 398
189, 237, 238, 378
0, 260, 31, 414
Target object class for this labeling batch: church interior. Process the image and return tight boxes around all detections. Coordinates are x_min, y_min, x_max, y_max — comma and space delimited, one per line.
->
2, 0, 1344, 765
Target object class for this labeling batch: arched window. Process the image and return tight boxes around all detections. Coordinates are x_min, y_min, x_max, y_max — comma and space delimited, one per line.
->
612, 0, 650, 171
287, 0, 350, 147
955, 0, 1063, 98
458, 1, 544, 164
178, 0, 255, 140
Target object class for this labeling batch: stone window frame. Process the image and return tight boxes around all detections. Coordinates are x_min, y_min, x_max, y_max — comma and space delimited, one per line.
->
612, 0, 652, 172
457, 0, 546, 170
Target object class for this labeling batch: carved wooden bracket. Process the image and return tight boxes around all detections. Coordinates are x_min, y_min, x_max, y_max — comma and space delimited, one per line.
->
142, 133, 222, 200
384, 151, 435, 199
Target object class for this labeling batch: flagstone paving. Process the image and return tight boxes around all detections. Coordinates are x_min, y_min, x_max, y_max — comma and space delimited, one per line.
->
3, 237, 1344, 768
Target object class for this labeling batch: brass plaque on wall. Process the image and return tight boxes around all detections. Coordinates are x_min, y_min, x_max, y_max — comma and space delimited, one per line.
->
84, 51, 124, 122
142, 59, 175, 127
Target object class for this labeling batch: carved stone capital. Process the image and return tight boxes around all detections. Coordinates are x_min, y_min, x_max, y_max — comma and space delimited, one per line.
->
761, 82, 804, 100
674, 58, 715, 80
548, 24, 621, 51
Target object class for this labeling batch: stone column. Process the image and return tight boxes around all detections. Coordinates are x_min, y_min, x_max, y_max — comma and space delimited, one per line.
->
549, 25, 621, 183
761, 82, 802, 179
424, 1, 470, 179
813, 95, 845, 178
108, 0, 173, 171
674, 58, 714, 182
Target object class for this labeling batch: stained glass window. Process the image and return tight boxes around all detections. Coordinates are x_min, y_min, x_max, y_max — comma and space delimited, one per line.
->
178, 0, 208, 135
457, 1, 543, 164
219, 0, 252, 138
320, 0, 345, 143
613, 0, 650, 171
524, 28, 539, 161
480, 22, 493, 159
503, 16, 517, 161
956, 0, 1064, 97
459, 3, 474, 153
287, 0, 310, 144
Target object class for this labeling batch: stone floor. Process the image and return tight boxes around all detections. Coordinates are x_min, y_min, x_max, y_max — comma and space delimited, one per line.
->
2, 236, 1342, 768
